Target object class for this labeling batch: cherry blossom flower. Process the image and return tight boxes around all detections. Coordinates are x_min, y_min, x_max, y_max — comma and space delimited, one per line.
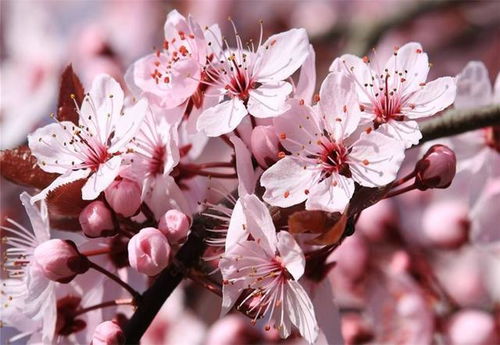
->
28, 74, 147, 202
219, 194, 319, 344
125, 10, 221, 110
196, 25, 310, 136
331, 42, 456, 148
261, 73, 405, 213
444, 62, 500, 178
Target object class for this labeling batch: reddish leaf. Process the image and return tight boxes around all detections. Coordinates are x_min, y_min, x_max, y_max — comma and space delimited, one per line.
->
47, 179, 90, 217
57, 64, 84, 124
288, 209, 345, 246
0, 145, 58, 189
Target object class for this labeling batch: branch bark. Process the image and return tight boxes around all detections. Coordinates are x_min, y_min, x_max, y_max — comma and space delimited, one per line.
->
419, 104, 500, 144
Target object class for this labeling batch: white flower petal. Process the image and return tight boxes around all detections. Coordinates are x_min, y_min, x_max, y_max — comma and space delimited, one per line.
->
377, 119, 422, 148
230, 136, 256, 197
277, 231, 305, 280
349, 131, 405, 187
295, 44, 316, 104
255, 28, 309, 82
20, 192, 49, 243
261, 157, 318, 208
247, 81, 292, 118
241, 194, 277, 255
305, 175, 354, 213
384, 42, 429, 93
109, 97, 148, 153
405, 76, 456, 119
319, 72, 361, 139
28, 121, 83, 174
286, 280, 320, 344
455, 61, 493, 109
225, 199, 247, 250
81, 155, 122, 200
197, 98, 248, 137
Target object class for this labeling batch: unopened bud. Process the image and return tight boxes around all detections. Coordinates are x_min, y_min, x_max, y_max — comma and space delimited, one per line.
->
128, 228, 171, 276
79, 201, 115, 238
92, 321, 125, 345
422, 200, 469, 249
105, 178, 142, 217
250, 125, 280, 168
446, 310, 498, 345
415, 145, 456, 190
34, 239, 89, 283
158, 209, 190, 244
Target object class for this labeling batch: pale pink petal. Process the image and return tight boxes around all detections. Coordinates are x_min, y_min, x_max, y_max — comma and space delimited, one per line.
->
261, 157, 318, 208
276, 231, 305, 280
28, 121, 82, 174
31, 168, 91, 203
197, 98, 248, 137
225, 199, 247, 250
309, 279, 343, 345
305, 175, 354, 213
295, 44, 316, 104
80, 74, 124, 143
273, 100, 322, 154
349, 131, 405, 187
405, 76, 456, 119
163, 10, 189, 40
20, 192, 49, 243
286, 280, 319, 344
384, 42, 429, 93
145, 175, 191, 220
377, 119, 423, 148
331, 55, 372, 105
255, 28, 309, 82
455, 61, 493, 109
247, 81, 292, 118
494, 72, 500, 102
82, 155, 122, 200
204, 24, 222, 57
230, 136, 256, 197
241, 194, 277, 255
319, 72, 361, 139
24, 262, 54, 319
109, 98, 148, 153
470, 178, 500, 245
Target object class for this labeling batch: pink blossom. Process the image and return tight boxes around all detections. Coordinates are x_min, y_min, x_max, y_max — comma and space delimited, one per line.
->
28, 74, 147, 202
261, 73, 405, 212
445, 310, 498, 345
92, 321, 125, 345
158, 209, 191, 244
126, 10, 221, 110
196, 26, 310, 136
415, 144, 457, 190
219, 194, 319, 344
331, 42, 456, 148
250, 125, 280, 168
104, 177, 142, 217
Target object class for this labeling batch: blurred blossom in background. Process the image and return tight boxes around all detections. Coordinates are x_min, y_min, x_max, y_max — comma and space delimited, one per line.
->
1, 0, 499, 344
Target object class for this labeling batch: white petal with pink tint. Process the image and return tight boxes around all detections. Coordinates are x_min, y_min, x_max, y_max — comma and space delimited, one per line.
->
197, 98, 247, 137
247, 81, 292, 118
276, 231, 305, 280
455, 61, 493, 109
261, 157, 317, 208
405, 77, 456, 119
306, 175, 354, 213
31, 168, 91, 203
378, 119, 422, 148
82, 155, 122, 200
384, 42, 429, 92
230, 136, 256, 197
295, 44, 316, 104
349, 131, 405, 187
254, 28, 309, 82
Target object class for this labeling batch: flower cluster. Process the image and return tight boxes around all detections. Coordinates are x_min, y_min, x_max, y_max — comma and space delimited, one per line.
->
10, 9, 499, 345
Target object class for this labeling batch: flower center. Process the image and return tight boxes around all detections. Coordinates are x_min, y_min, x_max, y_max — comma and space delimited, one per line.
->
83, 141, 110, 172
372, 75, 404, 128
318, 140, 351, 178
149, 145, 166, 176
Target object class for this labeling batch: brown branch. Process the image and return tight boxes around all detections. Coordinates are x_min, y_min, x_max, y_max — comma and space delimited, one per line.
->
419, 104, 500, 144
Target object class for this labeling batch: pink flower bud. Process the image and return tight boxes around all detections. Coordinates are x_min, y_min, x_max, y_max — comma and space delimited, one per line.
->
416, 145, 456, 190
422, 200, 469, 249
33, 240, 89, 283
128, 228, 171, 276
79, 201, 115, 238
158, 209, 190, 244
92, 321, 125, 345
250, 125, 280, 168
105, 178, 142, 217
446, 310, 498, 345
